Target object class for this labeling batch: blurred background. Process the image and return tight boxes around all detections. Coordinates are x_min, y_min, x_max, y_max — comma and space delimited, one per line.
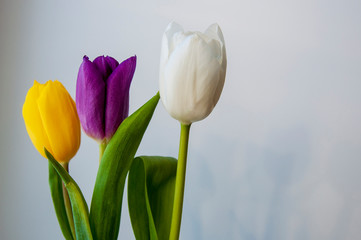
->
1, 0, 361, 239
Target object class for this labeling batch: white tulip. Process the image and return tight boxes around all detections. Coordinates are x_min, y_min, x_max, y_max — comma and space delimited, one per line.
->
159, 22, 227, 125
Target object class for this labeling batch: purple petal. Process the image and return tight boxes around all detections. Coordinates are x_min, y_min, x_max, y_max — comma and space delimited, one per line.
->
76, 56, 106, 140
104, 55, 137, 139
93, 56, 119, 81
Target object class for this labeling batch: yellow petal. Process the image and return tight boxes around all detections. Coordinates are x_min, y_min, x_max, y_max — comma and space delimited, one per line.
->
37, 80, 80, 163
22, 80, 53, 159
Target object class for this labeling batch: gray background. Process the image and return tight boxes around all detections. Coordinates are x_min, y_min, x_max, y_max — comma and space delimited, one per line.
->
1, 0, 361, 239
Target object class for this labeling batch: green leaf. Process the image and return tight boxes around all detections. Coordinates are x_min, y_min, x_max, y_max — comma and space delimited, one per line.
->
89, 93, 160, 240
128, 156, 177, 240
49, 163, 74, 240
46, 149, 93, 240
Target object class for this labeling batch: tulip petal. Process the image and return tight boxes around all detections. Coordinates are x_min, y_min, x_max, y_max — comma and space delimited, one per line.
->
104, 56, 136, 139
38, 81, 80, 163
204, 24, 227, 107
76, 56, 106, 140
159, 22, 185, 110
23, 80, 53, 158
204, 24, 225, 48
204, 23, 227, 70
93, 56, 119, 80
164, 22, 184, 57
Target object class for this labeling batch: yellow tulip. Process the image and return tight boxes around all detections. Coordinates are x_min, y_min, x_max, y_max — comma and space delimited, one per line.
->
23, 80, 81, 163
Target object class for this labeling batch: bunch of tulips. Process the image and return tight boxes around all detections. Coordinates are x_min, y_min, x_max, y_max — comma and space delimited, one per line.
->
22, 22, 227, 240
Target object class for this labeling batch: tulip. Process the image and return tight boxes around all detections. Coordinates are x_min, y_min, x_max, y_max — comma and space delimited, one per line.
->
159, 22, 227, 124
159, 22, 227, 240
76, 55, 136, 142
23, 80, 81, 163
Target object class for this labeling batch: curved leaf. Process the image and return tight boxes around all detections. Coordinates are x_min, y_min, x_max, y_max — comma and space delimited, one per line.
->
89, 93, 160, 240
128, 156, 177, 240
48, 163, 74, 240
46, 149, 93, 240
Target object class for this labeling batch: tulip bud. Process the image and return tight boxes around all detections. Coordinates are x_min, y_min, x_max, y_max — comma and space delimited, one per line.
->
159, 22, 227, 124
76, 55, 136, 142
23, 80, 81, 163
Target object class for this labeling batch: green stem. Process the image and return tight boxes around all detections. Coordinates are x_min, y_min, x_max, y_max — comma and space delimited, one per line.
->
61, 162, 76, 239
99, 141, 107, 164
169, 123, 191, 240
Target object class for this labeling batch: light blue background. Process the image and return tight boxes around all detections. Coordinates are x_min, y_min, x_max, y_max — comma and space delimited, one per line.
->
1, 0, 361, 239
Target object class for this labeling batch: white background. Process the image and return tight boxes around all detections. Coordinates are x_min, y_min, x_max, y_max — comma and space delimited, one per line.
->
1, 0, 361, 239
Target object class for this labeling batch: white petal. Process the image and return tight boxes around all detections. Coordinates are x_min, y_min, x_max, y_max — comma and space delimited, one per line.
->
164, 22, 184, 56
160, 22, 184, 108
205, 24, 227, 106
204, 23, 225, 45
165, 21, 183, 38
205, 23, 227, 68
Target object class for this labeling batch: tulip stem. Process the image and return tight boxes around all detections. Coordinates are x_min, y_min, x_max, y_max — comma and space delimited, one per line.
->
99, 141, 107, 164
169, 123, 191, 240
61, 162, 76, 239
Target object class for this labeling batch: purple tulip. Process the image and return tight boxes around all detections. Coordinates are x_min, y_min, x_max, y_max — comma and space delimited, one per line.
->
76, 55, 136, 142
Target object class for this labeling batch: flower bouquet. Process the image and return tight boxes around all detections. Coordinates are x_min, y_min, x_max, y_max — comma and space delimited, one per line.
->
22, 22, 227, 240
